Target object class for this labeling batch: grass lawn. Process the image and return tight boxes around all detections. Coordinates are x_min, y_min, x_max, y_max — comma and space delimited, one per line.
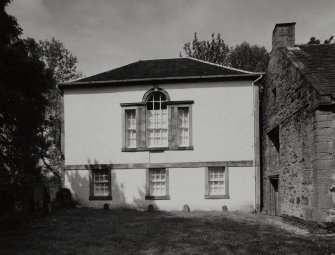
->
0, 208, 334, 255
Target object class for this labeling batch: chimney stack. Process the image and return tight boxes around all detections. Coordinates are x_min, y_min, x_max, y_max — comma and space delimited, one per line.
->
272, 22, 296, 49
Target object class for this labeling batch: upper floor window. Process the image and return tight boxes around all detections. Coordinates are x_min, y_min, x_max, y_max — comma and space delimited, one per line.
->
178, 107, 189, 147
126, 109, 136, 148
146, 92, 168, 147
121, 88, 193, 151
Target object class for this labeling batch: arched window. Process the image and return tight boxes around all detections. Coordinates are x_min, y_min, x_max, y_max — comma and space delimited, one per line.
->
146, 91, 168, 147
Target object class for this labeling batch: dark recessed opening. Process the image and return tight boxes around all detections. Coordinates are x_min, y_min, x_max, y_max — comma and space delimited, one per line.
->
268, 126, 279, 152
272, 87, 277, 103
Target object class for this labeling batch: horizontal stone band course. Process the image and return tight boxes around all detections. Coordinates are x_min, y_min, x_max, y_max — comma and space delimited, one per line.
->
65, 160, 253, 170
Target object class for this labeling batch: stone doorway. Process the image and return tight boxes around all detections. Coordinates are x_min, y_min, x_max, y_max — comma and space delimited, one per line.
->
269, 176, 279, 216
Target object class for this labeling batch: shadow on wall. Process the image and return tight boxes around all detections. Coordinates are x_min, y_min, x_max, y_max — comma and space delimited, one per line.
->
66, 159, 158, 211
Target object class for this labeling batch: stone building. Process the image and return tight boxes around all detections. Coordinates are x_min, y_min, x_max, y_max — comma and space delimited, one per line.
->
262, 23, 335, 221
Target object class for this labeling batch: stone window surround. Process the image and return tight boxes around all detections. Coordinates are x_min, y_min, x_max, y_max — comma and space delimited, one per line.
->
89, 169, 112, 201
121, 88, 194, 152
145, 168, 170, 200
204, 166, 230, 199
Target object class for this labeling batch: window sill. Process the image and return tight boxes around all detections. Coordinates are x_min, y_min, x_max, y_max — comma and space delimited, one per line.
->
89, 196, 113, 201
204, 195, 230, 199
122, 146, 194, 152
145, 195, 170, 200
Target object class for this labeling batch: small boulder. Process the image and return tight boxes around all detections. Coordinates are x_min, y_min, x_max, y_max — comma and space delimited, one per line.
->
222, 205, 228, 212
183, 204, 190, 212
147, 204, 154, 212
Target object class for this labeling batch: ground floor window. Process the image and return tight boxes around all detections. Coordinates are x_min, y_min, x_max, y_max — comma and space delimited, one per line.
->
89, 169, 112, 200
145, 168, 170, 200
205, 167, 229, 199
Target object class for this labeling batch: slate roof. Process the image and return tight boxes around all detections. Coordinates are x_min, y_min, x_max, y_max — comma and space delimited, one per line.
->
283, 44, 335, 95
76, 57, 254, 82
59, 57, 261, 89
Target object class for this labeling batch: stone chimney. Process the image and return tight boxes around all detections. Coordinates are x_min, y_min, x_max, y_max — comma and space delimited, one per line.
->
272, 22, 296, 49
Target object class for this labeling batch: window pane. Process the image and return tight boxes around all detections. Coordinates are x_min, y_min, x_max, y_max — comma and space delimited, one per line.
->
147, 109, 168, 147
149, 169, 167, 196
178, 107, 189, 146
146, 92, 168, 147
94, 170, 110, 196
126, 110, 136, 148
208, 168, 225, 195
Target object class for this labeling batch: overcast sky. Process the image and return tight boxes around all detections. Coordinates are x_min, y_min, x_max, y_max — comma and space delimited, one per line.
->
7, 0, 335, 78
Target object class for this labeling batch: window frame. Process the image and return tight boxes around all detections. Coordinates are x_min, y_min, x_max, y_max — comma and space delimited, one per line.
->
204, 166, 230, 199
125, 108, 137, 148
146, 92, 169, 148
89, 169, 112, 200
168, 101, 194, 150
121, 106, 139, 150
145, 168, 170, 200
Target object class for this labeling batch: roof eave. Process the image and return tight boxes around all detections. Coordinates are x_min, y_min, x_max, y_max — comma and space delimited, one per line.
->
58, 73, 264, 90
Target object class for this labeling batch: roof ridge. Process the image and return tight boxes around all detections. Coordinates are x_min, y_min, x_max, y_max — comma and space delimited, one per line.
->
185, 57, 256, 74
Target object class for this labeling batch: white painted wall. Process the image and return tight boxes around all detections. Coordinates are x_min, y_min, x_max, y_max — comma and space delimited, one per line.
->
63, 81, 255, 165
64, 167, 255, 211
63, 80, 258, 211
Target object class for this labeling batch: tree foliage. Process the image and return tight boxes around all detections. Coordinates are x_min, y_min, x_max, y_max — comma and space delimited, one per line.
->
182, 33, 269, 72
228, 42, 269, 73
183, 33, 230, 66
34, 38, 82, 182
0, 0, 22, 46
0, 1, 54, 207
307, 36, 334, 44
38, 38, 82, 84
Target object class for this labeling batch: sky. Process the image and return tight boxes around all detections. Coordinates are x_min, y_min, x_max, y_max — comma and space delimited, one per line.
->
7, 0, 335, 78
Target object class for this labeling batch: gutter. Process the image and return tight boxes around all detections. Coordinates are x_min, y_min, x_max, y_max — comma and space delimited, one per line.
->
252, 74, 263, 212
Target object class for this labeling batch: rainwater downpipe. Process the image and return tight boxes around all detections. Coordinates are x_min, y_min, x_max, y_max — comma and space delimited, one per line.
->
252, 74, 263, 212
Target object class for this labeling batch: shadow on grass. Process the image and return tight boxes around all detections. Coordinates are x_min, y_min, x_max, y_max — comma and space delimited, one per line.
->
0, 208, 334, 255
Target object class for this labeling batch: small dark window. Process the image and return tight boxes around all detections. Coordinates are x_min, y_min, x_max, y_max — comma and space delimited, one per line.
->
272, 88, 277, 103
268, 126, 279, 152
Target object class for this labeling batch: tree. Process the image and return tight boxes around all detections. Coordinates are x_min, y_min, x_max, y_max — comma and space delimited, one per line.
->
0, 0, 22, 46
182, 33, 230, 66
28, 38, 82, 183
0, 0, 54, 211
38, 37, 82, 84
228, 42, 269, 73
307, 36, 334, 44
182, 33, 270, 72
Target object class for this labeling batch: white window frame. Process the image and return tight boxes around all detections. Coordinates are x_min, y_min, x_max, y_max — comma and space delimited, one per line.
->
177, 106, 192, 147
125, 109, 137, 148
205, 167, 229, 199
145, 168, 170, 200
89, 169, 112, 200
146, 91, 168, 148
